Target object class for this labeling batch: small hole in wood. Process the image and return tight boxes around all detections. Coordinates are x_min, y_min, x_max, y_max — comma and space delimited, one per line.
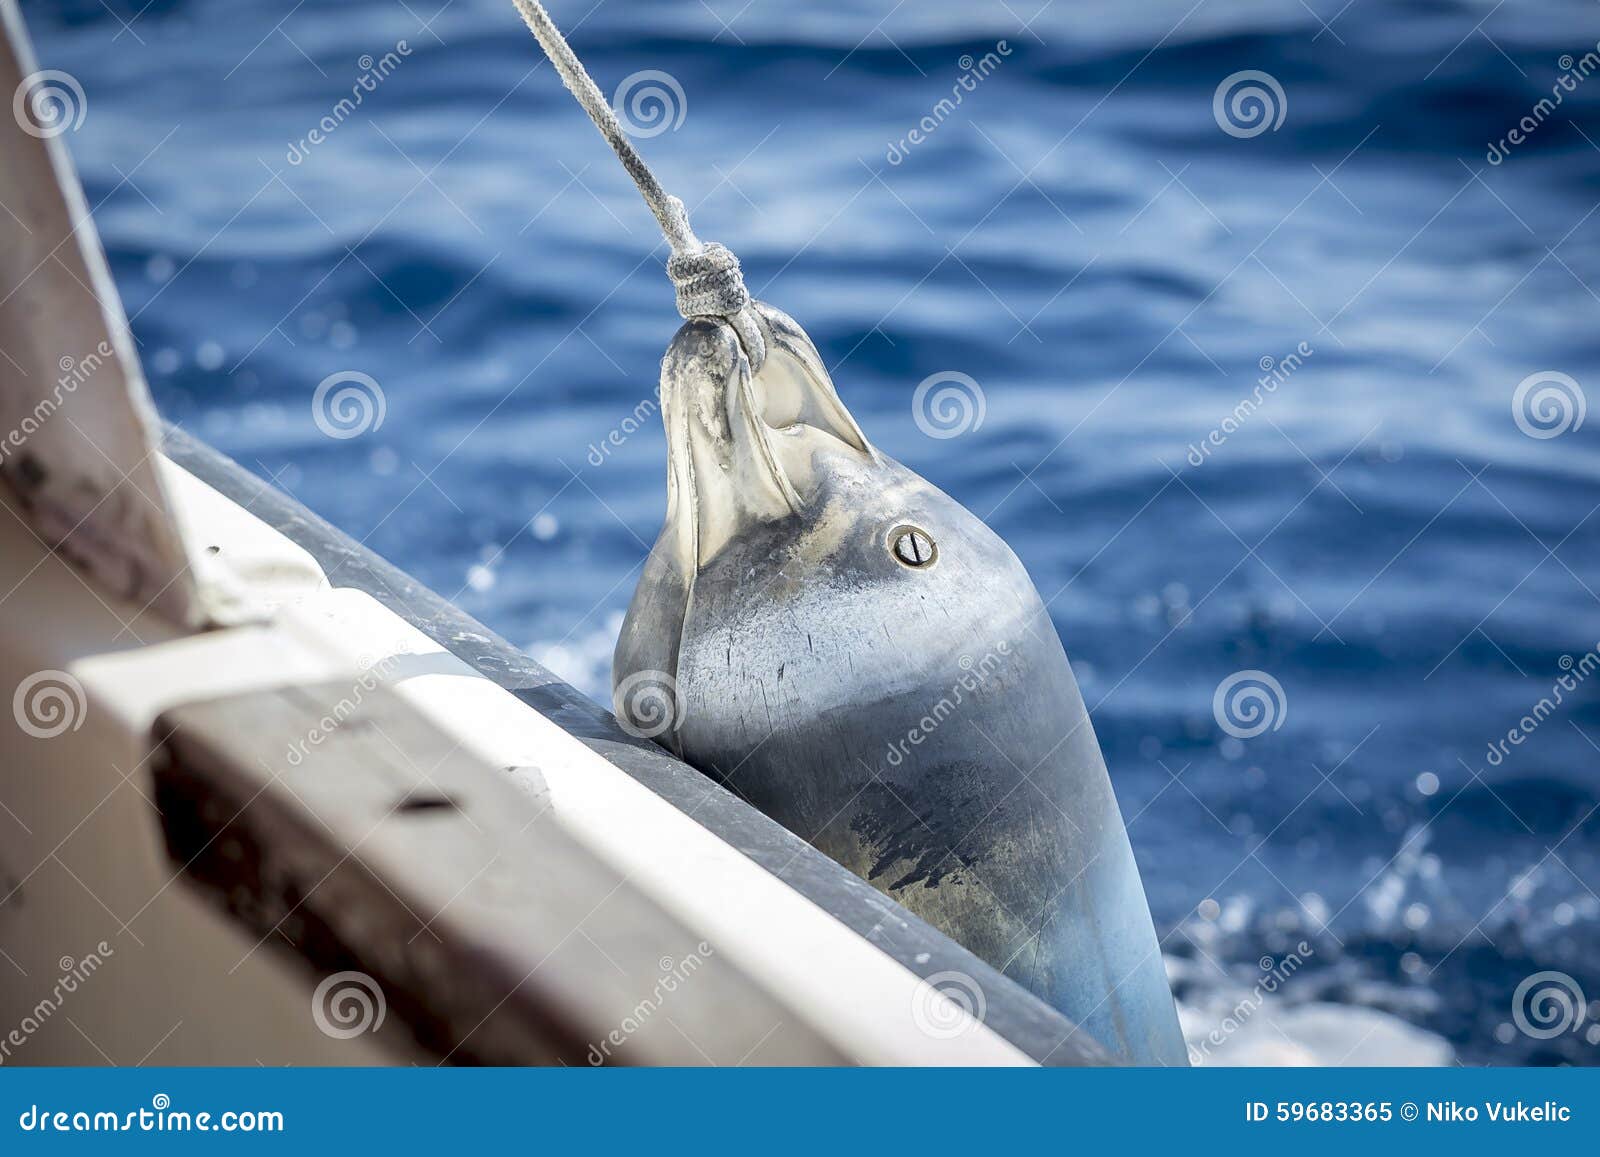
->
395, 792, 459, 815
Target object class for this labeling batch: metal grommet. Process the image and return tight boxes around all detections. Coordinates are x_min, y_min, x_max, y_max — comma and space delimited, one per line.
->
889, 525, 937, 569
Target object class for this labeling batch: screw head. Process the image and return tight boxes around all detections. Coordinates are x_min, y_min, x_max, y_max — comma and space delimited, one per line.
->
890, 526, 937, 569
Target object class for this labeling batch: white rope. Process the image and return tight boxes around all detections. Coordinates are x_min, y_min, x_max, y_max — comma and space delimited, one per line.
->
510, 0, 766, 371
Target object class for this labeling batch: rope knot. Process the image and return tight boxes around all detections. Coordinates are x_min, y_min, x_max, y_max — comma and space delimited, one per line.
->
513, 3, 767, 369
667, 242, 768, 371
667, 243, 750, 321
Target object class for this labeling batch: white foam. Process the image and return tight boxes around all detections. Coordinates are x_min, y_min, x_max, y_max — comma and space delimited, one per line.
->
1182, 996, 1455, 1066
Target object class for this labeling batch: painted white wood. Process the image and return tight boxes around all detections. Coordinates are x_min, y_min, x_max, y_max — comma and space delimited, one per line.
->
0, 459, 1034, 1065
0, 5, 203, 627
0, 484, 405, 1066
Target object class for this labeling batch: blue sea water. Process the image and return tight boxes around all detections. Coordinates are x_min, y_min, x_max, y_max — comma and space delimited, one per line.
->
25, 0, 1600, 1064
